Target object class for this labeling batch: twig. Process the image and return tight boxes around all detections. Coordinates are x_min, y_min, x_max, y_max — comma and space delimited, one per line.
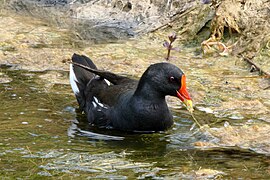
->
242, 57, 270, 78
149, 6, 196, 33
224, 75, 269, 79
71, 61, 95, 72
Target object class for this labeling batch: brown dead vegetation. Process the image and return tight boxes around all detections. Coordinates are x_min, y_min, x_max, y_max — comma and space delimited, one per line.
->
201, 0, 270, 76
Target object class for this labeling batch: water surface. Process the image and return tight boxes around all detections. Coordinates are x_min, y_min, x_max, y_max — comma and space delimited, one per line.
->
0, 67, 269, 179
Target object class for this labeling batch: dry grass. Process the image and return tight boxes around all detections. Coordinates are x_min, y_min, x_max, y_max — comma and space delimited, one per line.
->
209, 0, 270, 57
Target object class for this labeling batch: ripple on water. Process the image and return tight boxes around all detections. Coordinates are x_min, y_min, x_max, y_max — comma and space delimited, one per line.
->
38, 151, 153, 174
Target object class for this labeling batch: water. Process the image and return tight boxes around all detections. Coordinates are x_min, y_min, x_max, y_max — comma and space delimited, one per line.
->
0, 66, 269, 179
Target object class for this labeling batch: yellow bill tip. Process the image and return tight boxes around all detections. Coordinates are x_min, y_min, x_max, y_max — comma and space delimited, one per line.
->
183, 99, 194, 113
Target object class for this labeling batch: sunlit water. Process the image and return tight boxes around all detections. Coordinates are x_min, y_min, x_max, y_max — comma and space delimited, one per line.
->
0, 67, 269, 179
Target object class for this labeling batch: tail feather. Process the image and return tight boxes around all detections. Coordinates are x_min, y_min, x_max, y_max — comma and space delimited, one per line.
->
70, 53, 97, 110
69, 64, 80, 95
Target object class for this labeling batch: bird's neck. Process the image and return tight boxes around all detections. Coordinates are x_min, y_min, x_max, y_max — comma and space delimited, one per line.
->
133, 81, 165, 102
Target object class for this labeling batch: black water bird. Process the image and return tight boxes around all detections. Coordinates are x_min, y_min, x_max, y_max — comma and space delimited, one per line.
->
70, 53, 193, 132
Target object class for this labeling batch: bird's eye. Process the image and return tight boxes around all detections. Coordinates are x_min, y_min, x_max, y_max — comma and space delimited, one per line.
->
169, 76, 176, 82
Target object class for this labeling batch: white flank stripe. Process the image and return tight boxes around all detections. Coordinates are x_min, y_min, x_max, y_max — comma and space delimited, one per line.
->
93, 96, 104, 107
69, 64, 80, 95
104, 79, 111, 86
92, 101, 97, 108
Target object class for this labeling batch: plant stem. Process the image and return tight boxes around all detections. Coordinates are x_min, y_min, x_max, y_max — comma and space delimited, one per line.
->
191, 113, 202, 128
166, 43, 172, 60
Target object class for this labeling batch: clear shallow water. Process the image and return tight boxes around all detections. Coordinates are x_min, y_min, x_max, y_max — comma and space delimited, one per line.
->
0, 67, 269, 179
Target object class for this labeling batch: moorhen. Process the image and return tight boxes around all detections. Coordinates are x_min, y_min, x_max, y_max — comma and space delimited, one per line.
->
70, 53, 193, 132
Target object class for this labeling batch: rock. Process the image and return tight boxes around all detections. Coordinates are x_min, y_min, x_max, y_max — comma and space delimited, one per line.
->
7, 0, 214, 43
